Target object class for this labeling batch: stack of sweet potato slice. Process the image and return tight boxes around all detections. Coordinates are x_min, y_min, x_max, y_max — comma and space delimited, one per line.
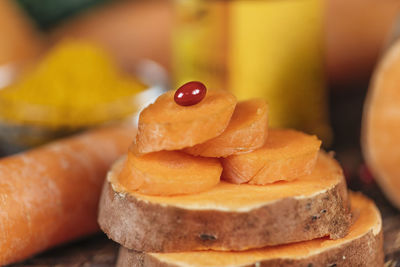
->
98, 89, 384, 266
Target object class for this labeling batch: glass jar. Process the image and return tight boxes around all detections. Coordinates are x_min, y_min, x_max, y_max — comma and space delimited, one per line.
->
173, 0, 331, 144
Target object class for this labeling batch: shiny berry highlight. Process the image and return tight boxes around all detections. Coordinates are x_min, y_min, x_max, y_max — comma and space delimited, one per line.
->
174, 81, 207, 106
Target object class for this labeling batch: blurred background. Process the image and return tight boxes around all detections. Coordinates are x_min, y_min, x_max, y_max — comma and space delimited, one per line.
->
1, 0, 400, 265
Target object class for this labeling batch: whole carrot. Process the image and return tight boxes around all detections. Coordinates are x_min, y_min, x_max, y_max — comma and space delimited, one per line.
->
0, 124, 135, 265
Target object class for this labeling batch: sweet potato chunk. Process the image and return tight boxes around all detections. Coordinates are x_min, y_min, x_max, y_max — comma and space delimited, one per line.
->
101, 152, 352, 252
222, 129, 321, 184
362, 39, 400, 209
136, 90, 236, 154
118, 146, 222, 196
116, 192, 382, 267
184, 99, 268, 157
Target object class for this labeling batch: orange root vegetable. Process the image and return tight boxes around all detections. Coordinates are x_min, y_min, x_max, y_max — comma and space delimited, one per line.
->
0, 124, 135, 266
136, 89, 236, 154
117, 147, 222, 196
117, 192, 383, 267
222, 129, 321, 184
362, 39, 400, 209
99, 152, 352, 252
184, 99, 268, 157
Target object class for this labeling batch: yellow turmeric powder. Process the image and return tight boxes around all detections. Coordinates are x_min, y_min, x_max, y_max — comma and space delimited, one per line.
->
0, 40, 147, 128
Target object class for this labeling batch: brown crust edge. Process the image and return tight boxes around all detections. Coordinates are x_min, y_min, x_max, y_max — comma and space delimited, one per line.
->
116, 228, 383, 267
98, 175, 352, 252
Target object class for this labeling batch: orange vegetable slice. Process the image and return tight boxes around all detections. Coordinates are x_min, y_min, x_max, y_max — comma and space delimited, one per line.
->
184, 99, 268, 157
117, 192, 382, 267
221, 129, 321, 184
118, 146, 222, 196
102, 152, 352, 252
362, 39, 400, 209
136, 89, 237, 154
0, 124, 135, 266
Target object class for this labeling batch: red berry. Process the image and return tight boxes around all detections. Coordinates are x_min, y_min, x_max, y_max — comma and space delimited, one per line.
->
174, 81, 207, 106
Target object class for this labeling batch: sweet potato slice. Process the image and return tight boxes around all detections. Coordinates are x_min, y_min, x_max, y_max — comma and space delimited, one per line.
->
118, 147, 222, 196
362, 39, 400, 209
99, 152, 351, 252
222, 129, 321, 184
136, 89, 236, 154
117, 192, 383, 267
184, 99, 268, 157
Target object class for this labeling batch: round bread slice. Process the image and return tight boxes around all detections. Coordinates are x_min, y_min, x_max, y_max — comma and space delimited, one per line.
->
98, 152, 351, 252
116, 192, 383, 267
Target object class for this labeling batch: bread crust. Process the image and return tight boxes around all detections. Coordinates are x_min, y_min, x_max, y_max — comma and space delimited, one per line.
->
98, 176, 351, 252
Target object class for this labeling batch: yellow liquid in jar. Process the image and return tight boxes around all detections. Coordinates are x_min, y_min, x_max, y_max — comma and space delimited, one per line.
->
173, 0, 331, 144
